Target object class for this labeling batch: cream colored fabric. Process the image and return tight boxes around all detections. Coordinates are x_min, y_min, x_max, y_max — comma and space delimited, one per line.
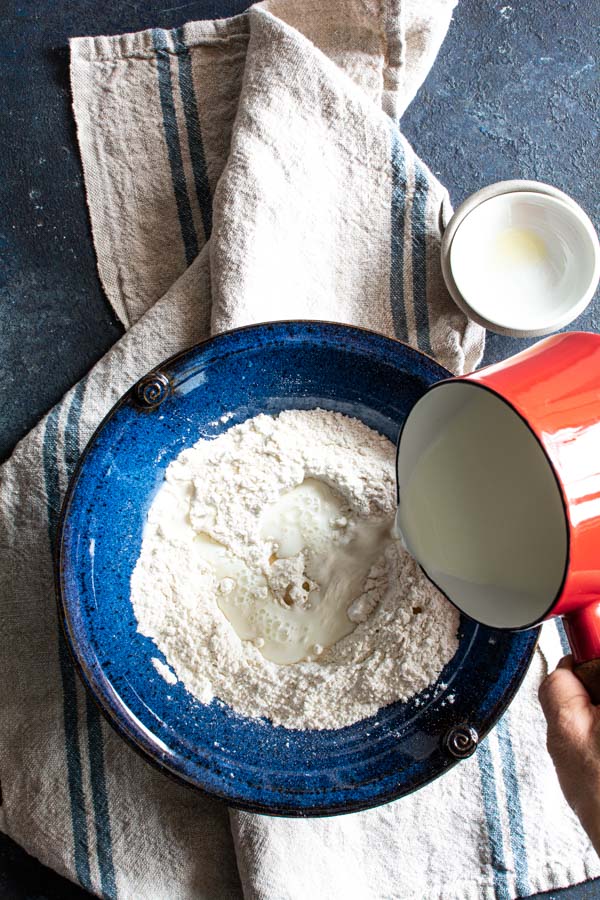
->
70, 1, 482, 373
1, 2, 598, 898
232, 638, 599, 900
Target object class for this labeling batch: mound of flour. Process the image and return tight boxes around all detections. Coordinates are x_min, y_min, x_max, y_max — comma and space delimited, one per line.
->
131, 409, 459, 730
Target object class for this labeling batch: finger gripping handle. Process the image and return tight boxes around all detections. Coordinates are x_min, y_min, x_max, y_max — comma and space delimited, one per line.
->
574, 658, 600, 705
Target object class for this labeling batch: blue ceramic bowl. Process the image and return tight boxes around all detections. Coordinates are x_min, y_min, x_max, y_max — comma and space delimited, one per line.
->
56, 321, 537, 816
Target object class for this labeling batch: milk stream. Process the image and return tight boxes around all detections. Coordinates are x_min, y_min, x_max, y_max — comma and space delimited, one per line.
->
214, 478, 392, 664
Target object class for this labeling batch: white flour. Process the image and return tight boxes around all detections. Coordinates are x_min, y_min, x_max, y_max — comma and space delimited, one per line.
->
131, 410, 459, 730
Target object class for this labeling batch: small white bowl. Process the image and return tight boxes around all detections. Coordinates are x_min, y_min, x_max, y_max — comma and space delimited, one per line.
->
441, 185, 600, 337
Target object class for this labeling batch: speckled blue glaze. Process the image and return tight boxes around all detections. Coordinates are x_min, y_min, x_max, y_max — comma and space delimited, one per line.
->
57, 322, 537, 816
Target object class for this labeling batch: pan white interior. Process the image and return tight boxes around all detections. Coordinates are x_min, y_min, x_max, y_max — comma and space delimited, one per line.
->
396, 382, 568, 629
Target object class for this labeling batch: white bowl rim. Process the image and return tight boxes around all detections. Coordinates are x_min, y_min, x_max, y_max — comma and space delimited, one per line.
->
441, 181, 600, 338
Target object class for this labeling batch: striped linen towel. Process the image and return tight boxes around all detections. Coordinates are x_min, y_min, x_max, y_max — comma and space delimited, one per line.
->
0, 1, 598, 897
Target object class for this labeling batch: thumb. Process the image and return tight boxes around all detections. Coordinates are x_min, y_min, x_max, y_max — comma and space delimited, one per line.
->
538, 655, 594, 738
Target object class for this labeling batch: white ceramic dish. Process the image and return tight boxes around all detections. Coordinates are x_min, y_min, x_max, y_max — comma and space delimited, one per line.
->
441, 182, 600, 337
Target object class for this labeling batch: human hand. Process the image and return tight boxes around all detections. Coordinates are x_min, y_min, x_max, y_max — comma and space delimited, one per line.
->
539, 655, 600, 854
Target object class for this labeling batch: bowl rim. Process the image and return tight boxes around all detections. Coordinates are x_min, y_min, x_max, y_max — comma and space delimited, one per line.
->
441, 181, 600, 338
54, 319, 539, 816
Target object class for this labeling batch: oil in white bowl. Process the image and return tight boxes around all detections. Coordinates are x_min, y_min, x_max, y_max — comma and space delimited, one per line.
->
449, 192, 598, 333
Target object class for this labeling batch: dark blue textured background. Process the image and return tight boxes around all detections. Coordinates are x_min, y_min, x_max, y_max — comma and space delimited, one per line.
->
0, 0, 598, 896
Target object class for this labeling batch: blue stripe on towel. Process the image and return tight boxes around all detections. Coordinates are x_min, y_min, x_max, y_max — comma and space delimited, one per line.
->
496, 714, 530, 897
152, 28, 199, 265
411, 159, 433, 356
173, 28, 213, 240
63, 378, 87, 474
42, 404, 92, 892
476, 736, 510, 900
85, 695, 117, 899
389, 124, 408, 342
63, 380, 118, 900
